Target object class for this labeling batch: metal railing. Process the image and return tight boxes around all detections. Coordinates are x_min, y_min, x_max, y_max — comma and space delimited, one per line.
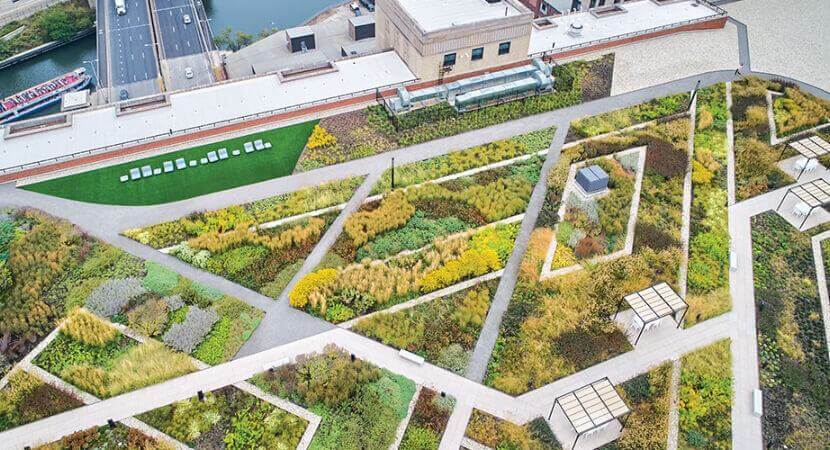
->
530, 0, 727, 59
0, 79, 417, 176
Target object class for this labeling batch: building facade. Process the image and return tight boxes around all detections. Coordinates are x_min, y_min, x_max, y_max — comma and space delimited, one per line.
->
376, 0, 534, 82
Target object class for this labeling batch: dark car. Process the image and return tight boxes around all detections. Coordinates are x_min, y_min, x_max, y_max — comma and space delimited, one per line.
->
119, 89, 129, 101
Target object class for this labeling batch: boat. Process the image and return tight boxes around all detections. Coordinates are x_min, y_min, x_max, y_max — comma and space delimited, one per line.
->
0, 68, 92, 125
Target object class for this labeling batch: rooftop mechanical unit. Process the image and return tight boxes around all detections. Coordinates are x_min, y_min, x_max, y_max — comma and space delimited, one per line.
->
286, 26, 316, 53
349, 15, 375, 41
576, 165, 609, 194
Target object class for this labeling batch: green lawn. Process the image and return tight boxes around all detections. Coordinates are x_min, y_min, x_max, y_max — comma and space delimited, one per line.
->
24, 121, 317, 205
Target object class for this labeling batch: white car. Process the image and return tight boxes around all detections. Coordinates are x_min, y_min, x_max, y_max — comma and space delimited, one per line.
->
183, 14, 191, 24
184, 67, 194, 79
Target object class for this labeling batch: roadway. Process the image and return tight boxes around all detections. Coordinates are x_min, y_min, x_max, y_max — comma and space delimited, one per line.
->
101, 0, 162, 99
149, 0, 213, 90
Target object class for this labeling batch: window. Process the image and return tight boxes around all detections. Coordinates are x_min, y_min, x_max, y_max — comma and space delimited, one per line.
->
443, 53, 457, 67
498, 42, 511, 55
540, 1, 548, 13
471, 47, 484, 61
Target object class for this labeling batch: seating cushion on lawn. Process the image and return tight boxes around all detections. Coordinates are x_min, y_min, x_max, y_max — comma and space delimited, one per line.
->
264, 142, 272, 149
175, 158, 187, 169
120, 175, 129, 182
254, 140, 264, 150
130, 168, 141, 180
218, 148, 229, 159
244, 142, 255, 153
141, 166, 153, 177
232, 150, 241, 156
163, 161, 174, 173
153, 168, 162, 175
189, 160, 198, 167
207, 151, 219, 163
200, 158, 208, 164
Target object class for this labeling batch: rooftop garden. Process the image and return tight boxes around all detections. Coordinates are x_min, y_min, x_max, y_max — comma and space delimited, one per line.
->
486, 102, 690, 394
0, 369, 83, 432
772, 84, 830, 138
34, 424, 175, 450
732, 77, 794, 201
751, 212, 830, 447
686, 84, 731, 327
251, 345, 416, 450
24, 121, 317, 206
353, 280, 496, 374
399, 388, 455, 450
678, 339, 732, 449
124, 177, 364, 299
465, 409, 561, 449
295, 56, 613, 171
598, 363, 671, 450
0, 0, 94, 60
289, 129, 553, 324
138, 385, 308, 449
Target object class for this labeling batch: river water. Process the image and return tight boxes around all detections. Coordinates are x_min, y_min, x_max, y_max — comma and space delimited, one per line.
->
0, 0, 341, 106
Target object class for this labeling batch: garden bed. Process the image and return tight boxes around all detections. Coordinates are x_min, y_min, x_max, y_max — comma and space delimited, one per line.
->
677, 339, 732, 449
599, 363, 672, 450
686, 84, 731, 326
0, 0, 94, 60
33, 310, 197, 399
251, 345, 416, 450
399, 388, 455, 450
567, 92, 689, 141
295, 56, 613, 171
464, 409, 561, 449
751, 212, 830, 447
353, 280, 497, 374
289, 131, 553, 324
772, 85, 830, 138
0, 369, 83, 432
732, 78, 794, 201
485, 113, 690, 395
137, 385, 308, 449
34, 424, 175, 450
124, 177, 364, 299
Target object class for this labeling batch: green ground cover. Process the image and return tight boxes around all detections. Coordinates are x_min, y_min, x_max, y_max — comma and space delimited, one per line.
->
354, 280, 496, 374
35, 424, 174, 450
568, 93, 689, 139
465, 409, 561, 449
124, 177, 363, 299
251, 345, 416, 450
295, 56, 613, 170
550, 151, 639, 269
34, 310, 197, 399
0, 369, 83, 432
686, 84, 731, 327
290, 132, 549, 323
0, 0, 93, 60
24, 121, 317, 205
486, 112, 690, 395
138, 385, 307, 449
678, 339, 732, 449
399, 388, 455, 450
772, 85, 830, 137
751, 212, 830, 448
732, 78, 794, 201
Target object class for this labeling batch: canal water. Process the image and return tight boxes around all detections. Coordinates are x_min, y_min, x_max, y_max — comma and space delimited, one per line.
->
0, 0, 341, 105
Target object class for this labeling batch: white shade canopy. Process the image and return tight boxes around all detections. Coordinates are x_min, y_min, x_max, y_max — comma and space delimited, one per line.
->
623, 282, 687, 324
789, 135, 830, 160
554, 378, 630, 434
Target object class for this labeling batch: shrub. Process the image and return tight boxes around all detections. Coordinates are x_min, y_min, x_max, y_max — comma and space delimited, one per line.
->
162, 305, 219, 353
106, 341, 196, 396
289, 268, 337, 308
574, 235, 603, 258
644, 138, 687, 179
325, 303, 355, 323
61, 309, 118, 346
306, 124, 338, 149
345, 191, 416, 246
85, 278, 146, 317
142, 261, 179, 295
127, 299, 169, 337
400, 426, 439, 450
419, 248, 501, 292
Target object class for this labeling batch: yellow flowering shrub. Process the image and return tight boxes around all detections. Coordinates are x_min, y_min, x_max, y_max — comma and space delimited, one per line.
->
289, 268, 338, 308
306, 124, 337, 149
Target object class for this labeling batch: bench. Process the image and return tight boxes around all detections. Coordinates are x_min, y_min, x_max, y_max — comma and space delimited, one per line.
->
262, 357, 291, 372
399, 349, 424, 366
753, 389, 763, 417
729, 250, 737, 271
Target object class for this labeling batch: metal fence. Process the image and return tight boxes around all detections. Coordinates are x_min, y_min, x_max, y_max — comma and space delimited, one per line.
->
530, 0, 727, 59
0, 80, 416, 176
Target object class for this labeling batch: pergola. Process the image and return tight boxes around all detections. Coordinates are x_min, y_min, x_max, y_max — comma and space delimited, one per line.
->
548, 377, 631, 449
614, 282, 688, 345
775, 178, 830, 230
780, 135, 830, 179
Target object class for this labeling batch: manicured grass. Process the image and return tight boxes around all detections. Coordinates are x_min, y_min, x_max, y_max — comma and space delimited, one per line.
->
24, 121, 317, 205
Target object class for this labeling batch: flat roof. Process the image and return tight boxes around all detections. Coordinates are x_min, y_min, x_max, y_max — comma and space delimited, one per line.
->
285, 26, 314, 39
397, 0, 523, 33
528, 0, 722, 55
0, 51, 415, 171
350, 15, 375, 26
555, 378, 630, 434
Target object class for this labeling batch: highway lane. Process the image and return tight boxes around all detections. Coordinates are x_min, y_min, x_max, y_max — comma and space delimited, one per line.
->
152, 0, 204, 59
105, 0, 161, 97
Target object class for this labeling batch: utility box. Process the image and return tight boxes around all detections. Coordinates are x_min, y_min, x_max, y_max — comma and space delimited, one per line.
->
576, 165, 609, 194
349, 15, 375, 41
286, 26, 315, 53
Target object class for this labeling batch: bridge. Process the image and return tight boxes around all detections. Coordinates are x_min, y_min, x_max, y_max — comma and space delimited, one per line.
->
95, 0, 215, 102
